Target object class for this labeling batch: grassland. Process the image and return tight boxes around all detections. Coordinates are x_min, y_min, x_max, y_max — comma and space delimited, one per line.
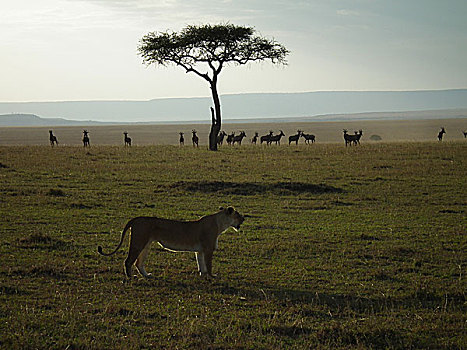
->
0, 117, 466, 146
0, 141, 465, 349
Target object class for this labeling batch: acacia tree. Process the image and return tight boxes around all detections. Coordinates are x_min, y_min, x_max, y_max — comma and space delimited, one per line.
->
138, 23, 289, 150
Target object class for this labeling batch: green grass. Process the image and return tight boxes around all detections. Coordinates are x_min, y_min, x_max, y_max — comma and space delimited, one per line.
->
0, 142, 466, 349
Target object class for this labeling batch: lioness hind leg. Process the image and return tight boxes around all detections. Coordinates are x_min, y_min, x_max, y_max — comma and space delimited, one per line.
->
124, 236, 148, 278
135, 242, 152, 278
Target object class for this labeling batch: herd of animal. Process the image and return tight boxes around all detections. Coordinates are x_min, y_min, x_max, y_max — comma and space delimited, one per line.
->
183, 129, 314, 147
47, 127, 463, 148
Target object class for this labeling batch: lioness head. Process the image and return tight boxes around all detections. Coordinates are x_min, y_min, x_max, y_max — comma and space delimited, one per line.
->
220, 206, 244, 230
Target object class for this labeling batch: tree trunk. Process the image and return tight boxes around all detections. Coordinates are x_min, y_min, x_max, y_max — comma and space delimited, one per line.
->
209, 108, 220, 151
208, 82, 221, 151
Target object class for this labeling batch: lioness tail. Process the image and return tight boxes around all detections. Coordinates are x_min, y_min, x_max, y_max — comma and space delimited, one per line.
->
97, 218, 135, 256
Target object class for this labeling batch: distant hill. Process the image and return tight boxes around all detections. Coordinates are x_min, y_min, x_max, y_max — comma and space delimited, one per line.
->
0, 114, 111, 127
1, 108, 466, 127
1, 90, 467, 125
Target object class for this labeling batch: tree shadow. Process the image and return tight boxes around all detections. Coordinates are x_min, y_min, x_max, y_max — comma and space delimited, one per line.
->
168, 181, 343, 196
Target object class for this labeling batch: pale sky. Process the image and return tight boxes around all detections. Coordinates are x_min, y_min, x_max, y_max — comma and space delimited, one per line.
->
1, 0, 466, 102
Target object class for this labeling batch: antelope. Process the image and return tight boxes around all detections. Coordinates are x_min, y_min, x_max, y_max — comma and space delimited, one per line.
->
438, 127, 446, 141
260, 131, 273, 145
301, 132, 315, 144
354, 130, 363, 145
192, 130, 199, 147
343, 129, 362, 146
123, 132, 131, 146
251, 132, 259, 144
49, 130, 58, 147
83, 130, 90, 147
217, 131, 227, 146
288, 130, 302, 145
232, 131, 246, 145
226, 132, 235, 145
343, 130, 352, 147
179, 132, 184, 146
463, 131, 467, 138
269, 130, 285, 145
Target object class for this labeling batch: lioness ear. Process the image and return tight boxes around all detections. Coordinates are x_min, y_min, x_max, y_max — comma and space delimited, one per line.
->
219, 206, 224, 211
227, 206, 234, 214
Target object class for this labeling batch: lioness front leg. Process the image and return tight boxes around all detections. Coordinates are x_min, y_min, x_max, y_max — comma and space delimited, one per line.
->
195, 252, 207, 276
204, 250, 216, 278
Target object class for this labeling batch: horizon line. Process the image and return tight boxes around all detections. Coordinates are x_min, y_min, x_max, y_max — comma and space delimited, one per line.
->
1, 88, 466, 104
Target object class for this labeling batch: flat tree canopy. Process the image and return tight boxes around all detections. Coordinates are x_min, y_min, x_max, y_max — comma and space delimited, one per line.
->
138, 23, 289, 150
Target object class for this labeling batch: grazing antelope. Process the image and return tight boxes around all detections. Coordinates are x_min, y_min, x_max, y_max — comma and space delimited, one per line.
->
179, 132, 184, 146
232, 131, 246, 145
217, 131, 227, 146
82, 130, 90, 147
226, 132, 235, 146
438, 127, 446, 141
123, 132, 132, 146
260, 131, 273, 145
288, 130, 302, 145
251, 132, 259, 144
49, 130, 58, 147
269, 130, 285, 145
301, 132, 316, 144
192, 130, 199, 147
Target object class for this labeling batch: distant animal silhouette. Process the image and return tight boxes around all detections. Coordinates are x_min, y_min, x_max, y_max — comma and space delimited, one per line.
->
260, 131, 273, 145
49, 130, 58, 147
288, 130, 302, 145
217, 131, 227, 146
343, 129, 362, 146
269, 130, 285, 145
123, 132, 131, 146
226, 132, 235, 145
301, 132, 315, 144
343, 130, 350, 146
232, 131, 246, 145
192, 130, 199, 147
179, 132, 184, 146
251, 132, 259, 144
463, 131, 467, 138
438, 127, 446, 141
82, 130, 90, 147
354, 130, 363, 145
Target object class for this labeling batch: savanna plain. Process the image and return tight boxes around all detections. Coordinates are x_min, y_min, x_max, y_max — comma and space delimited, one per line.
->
0, 137, 466, 349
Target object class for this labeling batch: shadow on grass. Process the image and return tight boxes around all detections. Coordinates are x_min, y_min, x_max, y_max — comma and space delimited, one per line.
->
16, 233, 74, 251
166, 181, 343, 196
134, 276, 463, 348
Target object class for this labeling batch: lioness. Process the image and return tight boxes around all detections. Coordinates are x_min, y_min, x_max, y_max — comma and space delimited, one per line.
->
98, 207, 244, 278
